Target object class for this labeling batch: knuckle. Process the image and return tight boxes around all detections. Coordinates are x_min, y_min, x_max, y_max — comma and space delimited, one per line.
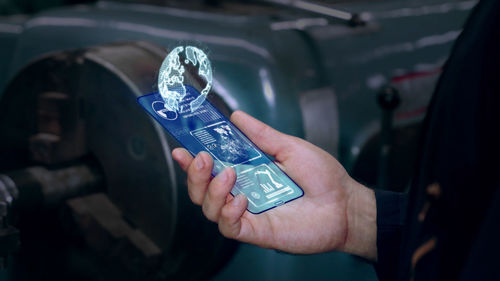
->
186, 175, 194, 189
181, 160, 192, 171
199, 152, 213, 169
187, 188, 202, 205
186, 169, 198, 186
218, 222, 234, 239
257, 124, 272, 140
219, 208, 231, 223
206, 186, 215, 202
202, 202, 216, 222
218, 206, 244, 240
201, 202, 210, 218
207, 184, 223, 202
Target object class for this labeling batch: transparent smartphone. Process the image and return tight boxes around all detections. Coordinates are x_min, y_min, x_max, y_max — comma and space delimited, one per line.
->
137, 85, 304, 213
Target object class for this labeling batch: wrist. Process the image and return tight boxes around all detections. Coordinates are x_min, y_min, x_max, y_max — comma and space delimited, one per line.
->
340, 178, 377, 261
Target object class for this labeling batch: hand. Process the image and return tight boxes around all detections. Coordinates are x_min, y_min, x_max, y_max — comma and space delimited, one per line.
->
172, 111, 377, 259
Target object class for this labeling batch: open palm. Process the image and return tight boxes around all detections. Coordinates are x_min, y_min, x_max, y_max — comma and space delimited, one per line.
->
172, 111, 375, 257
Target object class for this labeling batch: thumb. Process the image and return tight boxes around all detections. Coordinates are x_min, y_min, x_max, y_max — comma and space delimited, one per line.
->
230, 110, 288, 157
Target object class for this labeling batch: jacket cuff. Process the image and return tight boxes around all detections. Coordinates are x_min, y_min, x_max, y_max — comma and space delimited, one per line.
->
374, 189, 408, 281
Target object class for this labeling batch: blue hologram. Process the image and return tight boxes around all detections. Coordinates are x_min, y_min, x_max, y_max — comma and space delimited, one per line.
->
158, 46, 213, 113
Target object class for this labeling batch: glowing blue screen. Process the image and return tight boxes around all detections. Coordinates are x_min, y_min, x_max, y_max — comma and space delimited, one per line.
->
137, 85, 303, 213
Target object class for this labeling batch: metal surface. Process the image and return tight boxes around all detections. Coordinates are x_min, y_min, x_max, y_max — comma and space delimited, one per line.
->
0, 1, 475, 187
3, 164, 101, 207
29, 90, 87, 164
260, 0, 361, 25
0, 174, 20, 270
0, 0, 477, 280
67, 193, 162, 273
0, 41, 236, 280
0, 162, 101, 269
299, 87, 339, 156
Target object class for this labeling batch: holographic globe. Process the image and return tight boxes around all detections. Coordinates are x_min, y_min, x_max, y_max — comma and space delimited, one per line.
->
158, 46, 213, 113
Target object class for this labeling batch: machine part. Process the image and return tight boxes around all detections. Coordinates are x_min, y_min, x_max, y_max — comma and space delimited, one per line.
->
1, 164, 101, 208
0, 41, 236, 281
67, 193, 161, 272
0, 175, 18, 207
299, 87, 339, 157
0, 163, 99, 269
350, 70, 441, 192
376, 86, 400, 189
261, 0, 364, 26
351, 122, 421, 192
0, 226, 19, 269
29, 90, 87, 165
0, 174, 20, 270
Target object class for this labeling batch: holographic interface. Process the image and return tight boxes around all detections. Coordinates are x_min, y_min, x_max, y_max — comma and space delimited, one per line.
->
137, 85, 304, 214
158, 46, 212, 114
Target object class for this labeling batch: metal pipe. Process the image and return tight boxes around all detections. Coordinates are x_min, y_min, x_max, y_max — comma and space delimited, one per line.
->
376, 86, 400, 189
260, 0, 363, 25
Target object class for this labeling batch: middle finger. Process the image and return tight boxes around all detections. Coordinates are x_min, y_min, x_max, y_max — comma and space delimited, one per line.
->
186, 152, 213, 205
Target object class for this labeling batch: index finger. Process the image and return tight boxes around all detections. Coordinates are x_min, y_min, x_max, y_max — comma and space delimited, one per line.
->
230, 111, 288, 157
172, 148, 194, 171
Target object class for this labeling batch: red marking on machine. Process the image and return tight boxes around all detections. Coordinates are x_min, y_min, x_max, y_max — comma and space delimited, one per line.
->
391, 68, 442, 83
391, 68, 442, 120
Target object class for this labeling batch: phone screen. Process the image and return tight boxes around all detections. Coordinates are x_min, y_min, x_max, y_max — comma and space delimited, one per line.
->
137, 85, 304, 213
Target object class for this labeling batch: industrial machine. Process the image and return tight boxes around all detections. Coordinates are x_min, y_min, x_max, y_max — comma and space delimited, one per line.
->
0, 0, 475, 280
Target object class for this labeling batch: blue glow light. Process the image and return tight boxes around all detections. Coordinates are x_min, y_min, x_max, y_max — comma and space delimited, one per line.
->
158, 46, 213, 113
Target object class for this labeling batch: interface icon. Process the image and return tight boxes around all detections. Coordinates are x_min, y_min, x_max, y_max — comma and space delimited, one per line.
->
152, 100, 178, 120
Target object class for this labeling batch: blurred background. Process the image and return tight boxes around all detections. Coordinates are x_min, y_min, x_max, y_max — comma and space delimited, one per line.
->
0, 0, 476, 280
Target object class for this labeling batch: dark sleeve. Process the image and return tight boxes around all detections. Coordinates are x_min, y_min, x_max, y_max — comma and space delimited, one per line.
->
459, 183, 500, 281
373, 189, 408, 281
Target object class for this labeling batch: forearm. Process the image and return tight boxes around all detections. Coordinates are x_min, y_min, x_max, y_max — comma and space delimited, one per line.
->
341, 179, 378, 261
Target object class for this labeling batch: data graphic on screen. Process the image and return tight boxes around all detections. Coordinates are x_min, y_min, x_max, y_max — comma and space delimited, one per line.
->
190, 121, 261, 166
137, 85, 303, 213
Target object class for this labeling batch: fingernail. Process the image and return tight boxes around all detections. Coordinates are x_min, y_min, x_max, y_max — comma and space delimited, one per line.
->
195, 154, 205, 170
172, 149, 180, 160
232, 194, 245, 206
219, 169, 229, 183
174, 149, 186, 161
